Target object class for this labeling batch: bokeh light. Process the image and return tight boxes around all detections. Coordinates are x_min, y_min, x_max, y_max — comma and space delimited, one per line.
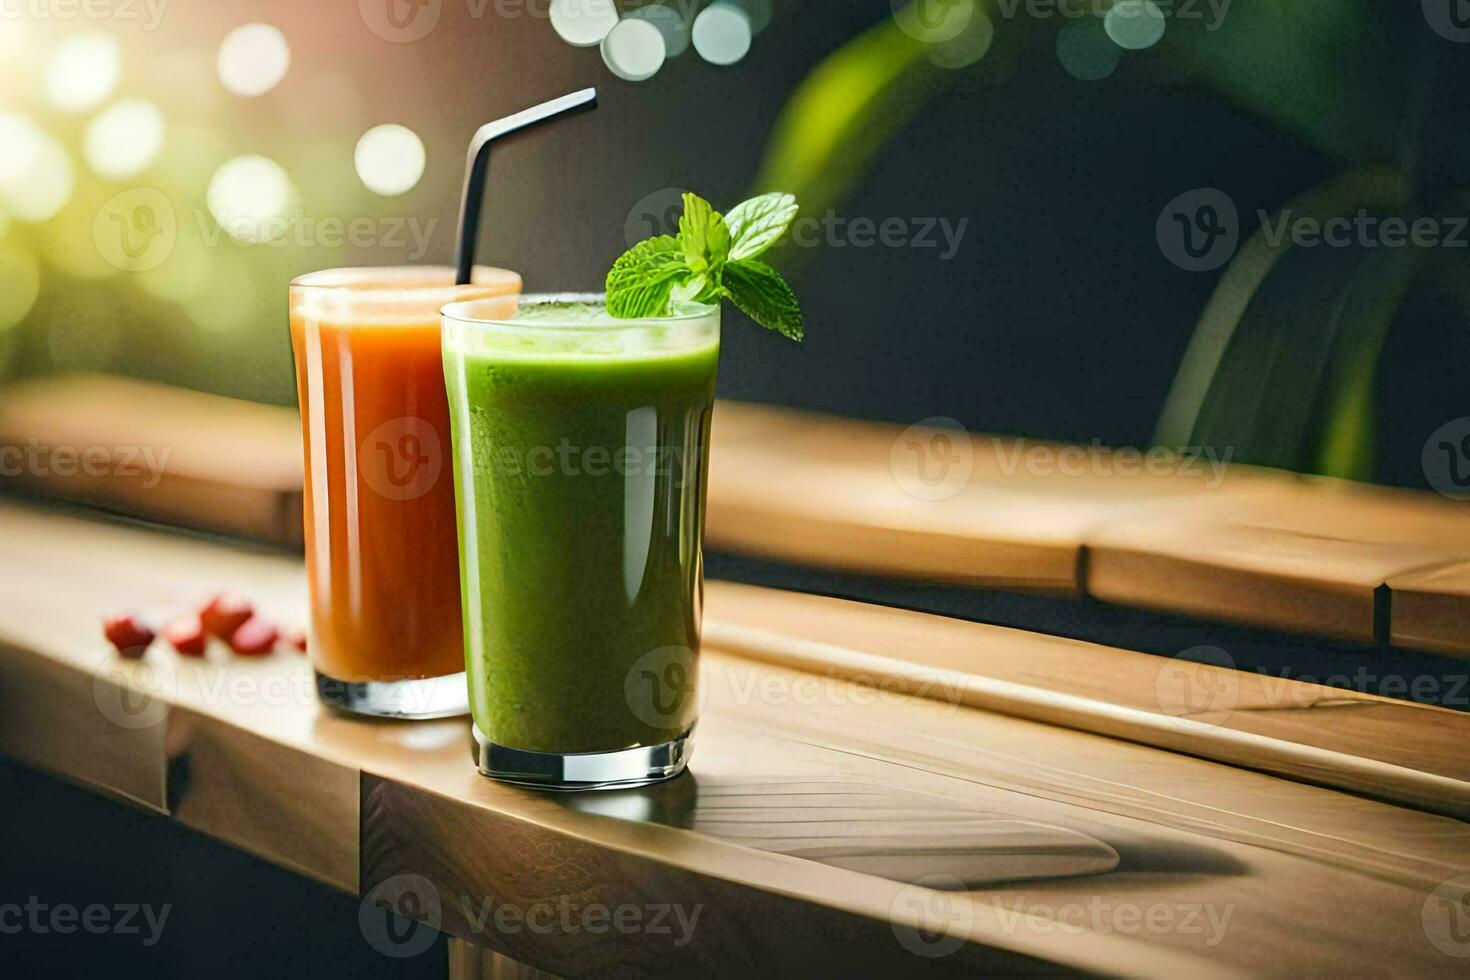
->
0, 113, 74, 222
1057, 17, 1122, 81
0, 113, 38, 185
217, 23, 291, 97
1105, 0, 1167, 51
550, 0, 620, 48
46, 32, 121, 112
626, 3, 691, 58
602, 18, 667, 83
354, 124, 426, 197
206, 155, 291, 244
0, 243, 41, 332
84, 99, 165, 179
929, 11, 995, 70
892, 0, 973, 45
692, 2, 752, 66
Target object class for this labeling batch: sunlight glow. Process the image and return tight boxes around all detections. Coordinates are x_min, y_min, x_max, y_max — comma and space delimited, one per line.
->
354, 124, 426, 197
602, 18, 667, 82
46, 32, 120, 111
217, 23, 291, 97
207, 155, 291, 243
550, 0, 620, 47
0, 113, 74, 222
85, 99, 165, 179
692, 2, 752, 66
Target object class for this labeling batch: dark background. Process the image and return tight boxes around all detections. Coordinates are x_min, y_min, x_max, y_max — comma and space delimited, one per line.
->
3, 1, 1465, 487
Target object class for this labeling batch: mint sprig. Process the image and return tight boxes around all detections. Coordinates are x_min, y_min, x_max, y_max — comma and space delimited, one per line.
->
606, 192, 804, 341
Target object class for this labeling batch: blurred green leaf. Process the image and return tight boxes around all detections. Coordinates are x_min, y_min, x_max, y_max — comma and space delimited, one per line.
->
1155, 168, 1409, 456
752, 7, 958, 221
1311, 242, 1422, 480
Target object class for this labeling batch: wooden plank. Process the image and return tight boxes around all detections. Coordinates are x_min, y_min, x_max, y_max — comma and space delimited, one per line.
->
0, 500, 1467, 974
704, 583, 1470, 820
1085, 477, 1470, 643
358, 653, 1469, 977
8, 377, 1470, 651
0, 373, 303, 546
168, 708, 359, 892
1389, 560, 1470, 658
709, 402, 1258, 595
0, 637, 168, 812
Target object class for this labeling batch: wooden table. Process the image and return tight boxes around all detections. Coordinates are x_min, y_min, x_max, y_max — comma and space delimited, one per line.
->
1, 499, 1468, 976
8, 375, 1469, 655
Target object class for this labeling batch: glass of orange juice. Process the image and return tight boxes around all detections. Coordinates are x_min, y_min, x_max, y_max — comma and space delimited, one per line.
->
289, 266, 519, 718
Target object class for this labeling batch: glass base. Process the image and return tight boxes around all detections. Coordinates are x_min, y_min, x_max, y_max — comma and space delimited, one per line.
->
315, 670, 469, 720
472, 725, 694, 791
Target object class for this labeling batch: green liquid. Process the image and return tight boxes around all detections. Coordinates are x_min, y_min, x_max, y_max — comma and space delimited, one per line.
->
444, 306, 718, 754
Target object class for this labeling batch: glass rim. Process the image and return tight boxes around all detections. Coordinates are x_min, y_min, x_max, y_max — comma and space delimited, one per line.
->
289, 264, 518, 292
441, 292, 720, 332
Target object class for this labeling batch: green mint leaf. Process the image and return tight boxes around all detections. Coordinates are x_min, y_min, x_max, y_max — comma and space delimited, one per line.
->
725, 192, 799, 261
606, 190, 805, 334
678, 192, 730, 274
722, 259, 804, 342
605, 235, 689, 318
671, 273, 724, 308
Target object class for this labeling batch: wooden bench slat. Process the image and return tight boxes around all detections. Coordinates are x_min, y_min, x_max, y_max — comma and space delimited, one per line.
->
1389, 560, 1470, 658
1085, 478, 1470, 643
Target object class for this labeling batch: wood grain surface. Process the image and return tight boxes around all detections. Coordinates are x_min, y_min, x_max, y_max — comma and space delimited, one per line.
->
1086, 477, 1470, 644
707, 401, 1266, 596
0, 499, 1468, 974
5, 376, 1469, 651
0, 373, 303, 545
1389, 561, 1470, 658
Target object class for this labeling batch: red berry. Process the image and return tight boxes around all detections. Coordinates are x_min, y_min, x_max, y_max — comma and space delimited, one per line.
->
200, 594, 253, 639
229, 616, 278, 656
163, 616, 207, 657
103, 614, 154, 659
283, 628, 307, 653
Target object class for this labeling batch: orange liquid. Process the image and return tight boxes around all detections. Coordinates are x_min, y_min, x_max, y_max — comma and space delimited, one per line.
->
289, 267, 520, 682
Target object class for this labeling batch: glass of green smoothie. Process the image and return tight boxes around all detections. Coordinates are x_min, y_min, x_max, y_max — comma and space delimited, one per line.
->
441, 293, 719, 790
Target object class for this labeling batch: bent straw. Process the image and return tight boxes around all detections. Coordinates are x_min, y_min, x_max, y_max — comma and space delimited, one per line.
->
455, 87, 598, 285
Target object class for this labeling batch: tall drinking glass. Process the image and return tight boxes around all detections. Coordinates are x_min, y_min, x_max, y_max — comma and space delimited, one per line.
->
441, 294, 720, 789
289, 266, 520, 718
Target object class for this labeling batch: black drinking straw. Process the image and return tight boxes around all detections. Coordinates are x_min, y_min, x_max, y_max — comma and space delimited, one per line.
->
454, 87, 599, 285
